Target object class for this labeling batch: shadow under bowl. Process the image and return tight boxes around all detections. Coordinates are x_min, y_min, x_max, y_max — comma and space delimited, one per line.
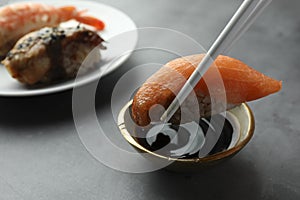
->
118, 100, 255, 172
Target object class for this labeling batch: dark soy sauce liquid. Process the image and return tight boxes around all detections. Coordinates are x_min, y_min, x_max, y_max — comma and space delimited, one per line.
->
135, 115, 234, 159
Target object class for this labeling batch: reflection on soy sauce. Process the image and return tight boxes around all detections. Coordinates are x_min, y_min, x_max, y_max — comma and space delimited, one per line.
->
135, 115, 233, 159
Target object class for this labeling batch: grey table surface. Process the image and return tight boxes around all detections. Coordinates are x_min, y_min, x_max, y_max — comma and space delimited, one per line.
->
0, 0, 299, 199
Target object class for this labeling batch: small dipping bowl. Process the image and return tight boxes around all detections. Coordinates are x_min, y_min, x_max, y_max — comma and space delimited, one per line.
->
118, 100, 255, 172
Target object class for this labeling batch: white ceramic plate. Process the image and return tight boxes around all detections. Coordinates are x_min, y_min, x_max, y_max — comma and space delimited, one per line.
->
0, 0, 138, 96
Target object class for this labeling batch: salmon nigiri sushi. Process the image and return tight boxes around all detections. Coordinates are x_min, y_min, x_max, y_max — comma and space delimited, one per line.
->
132, 54, 282, 126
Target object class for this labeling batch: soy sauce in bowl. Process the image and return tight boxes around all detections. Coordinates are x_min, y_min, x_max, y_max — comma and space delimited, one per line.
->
118, 100, 254, 172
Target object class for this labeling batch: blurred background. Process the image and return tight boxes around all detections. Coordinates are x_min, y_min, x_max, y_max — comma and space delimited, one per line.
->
0, 0, 299, 199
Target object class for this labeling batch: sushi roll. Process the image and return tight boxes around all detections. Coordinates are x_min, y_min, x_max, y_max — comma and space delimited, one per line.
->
132, 54, 282, 126
2, 26, 105, 85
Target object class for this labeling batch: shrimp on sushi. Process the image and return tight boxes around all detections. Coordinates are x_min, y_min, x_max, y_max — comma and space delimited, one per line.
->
132, 54, 282, 126
0, 2, 105, 59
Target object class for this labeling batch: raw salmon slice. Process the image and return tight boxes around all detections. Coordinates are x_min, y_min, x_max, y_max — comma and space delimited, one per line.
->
132, 54, 282, 126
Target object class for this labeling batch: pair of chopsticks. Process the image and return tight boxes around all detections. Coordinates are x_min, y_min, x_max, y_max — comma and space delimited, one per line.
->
160, 0, 273, 122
